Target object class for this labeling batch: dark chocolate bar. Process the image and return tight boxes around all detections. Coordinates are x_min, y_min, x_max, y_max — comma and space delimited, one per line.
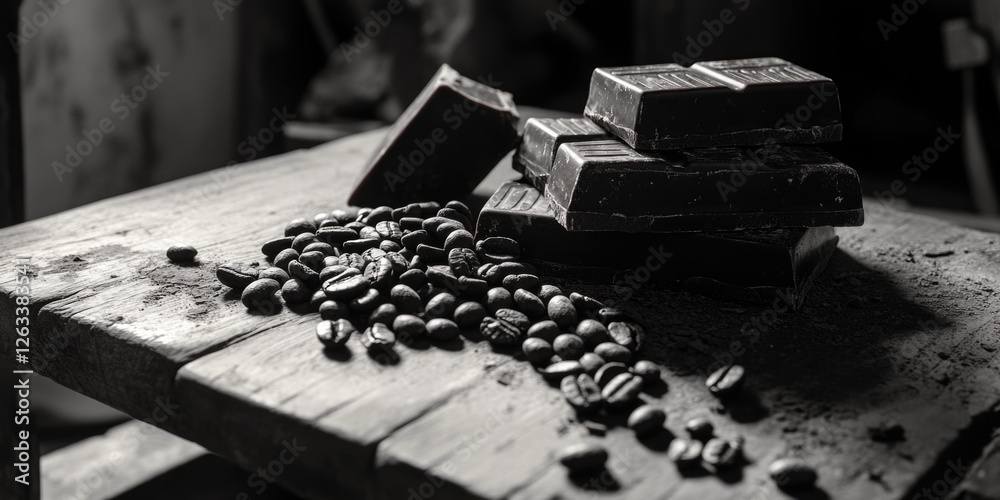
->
513, 118, 608, 189
348, 64, 520, 207
476, 181, 838, 308
545, 140, 863, 233
584, 58, 842, 150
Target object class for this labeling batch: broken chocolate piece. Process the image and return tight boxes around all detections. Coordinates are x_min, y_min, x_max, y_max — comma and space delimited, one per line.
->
584, 58, 842, 150
545, 140, 863, 233
348, 64, 520, 207
513, 118, 608, 189
477, 181, 839, 308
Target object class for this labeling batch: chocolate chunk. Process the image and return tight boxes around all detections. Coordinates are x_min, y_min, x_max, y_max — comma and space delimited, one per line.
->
513, 118, 608, 189
348, 64, 519, 207
584, 58, 842, 150
476, 181, 839, 308
545, 140, 863, 232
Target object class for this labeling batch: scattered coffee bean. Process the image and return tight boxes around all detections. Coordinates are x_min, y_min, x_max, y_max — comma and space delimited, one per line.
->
496, 261, 537, 276
502, 273, 539, 292
512, 289, 546, 319
303, 242, 335, 256
241, 278, 281, 311
298, 251, 326, 271
319, 265, 351, 284
217, 263, 259, 291
535, 284, 562, 305
399, 217, 424, 232
485, 287, 515, 314
425, 267, 459, 290
344, 238, 380, 253
398, 269, 426, 290
627, 405, 666, 435
578, 353, 605, 376
322, 268, 370, 300
601, 372, 644, 409
522, 337, 554, 365
369, 303, 399, 326
273, 249, 299, 272
684, 417, 714, 441
561, 373, 603, 413
702, 437, 742, 469
768, 458, 817, 489
426, 318, 460, 341
401, 229, 430, 249
416, 243, 447, 262
527, 320, 561, 342
379, 240, 401, 253
575, 320, 611, 348
166, 245, 198, 263
437, 207, 473, 231
364, 206, 394, 225
291, 232, 318, 253
630, 360, 661, 383
313, 212, 332, 226
284, 218, 316, 237
426, 292, 458, 319
434, 221, 464, 241
480, 317, 523, 347
281, 278, 311, 304
454, 302, 487, 329
494, 308, 531, 334
393, 314, 426, 339
421, 216, 452, 235
375, 221, 403, 241
706, 364, 746, 398
594, 342, 631, 364
668, 438, 703, 468
309, 290, 327, 311
447, 247, 480, 278
258, 267, 289, 285
349, 288, 382, 313
369, 257, 394, 291
608, 322, 643, 352
597, 307, 631, 324
457, 276, 488, 297
288, 260, 320, 287
553, 334, 585, 361
262, 236, 294, 258
317, 226, 358, 246
360, 323, 396, 353
539, 360, 583, 383
559, 443, 608, 473
547, 295, 578, 329
444, 200, 472, 221
594, 362, 629, 387
330, 208, 355, 224
475, 236, 521, 263
389, 284, 422, 314
319, 300, 350, 321
361, 247, 388, 263
569, 292, 604, 313
316, 319, 354, 348
444, 230, 474, 252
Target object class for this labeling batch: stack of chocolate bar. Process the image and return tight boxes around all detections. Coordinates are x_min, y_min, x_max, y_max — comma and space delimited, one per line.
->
479, 58, 863, 308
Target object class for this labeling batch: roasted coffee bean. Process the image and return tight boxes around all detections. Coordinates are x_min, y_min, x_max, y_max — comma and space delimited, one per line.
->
594, 362, 630, 387
437, 207, 473, 231
667, 438, 703, 468
538, 360, 584, 383
317, 226, 358, 245
485, 288, 515, 314
318, 219, 340, 229
475, 236, 521, 262
408, 254, 427, 271
502, 273, 539, 292
558, 443, 608, 473
323, 256, 340, 268
369, 257, 393, 291
522, 337, 554, 365
319, 265, 351, 284
316, 319, 353, 348
389, 284, 422, 314
288, 260, 320, 287
399, 217, 424, 232
330, 208, 355, 224
627, 405, 666, 436
392, 314, 426, 339
419, 284, 447, 302
579, 353, 605, 376
364, 206, 394, 225
512, 289, 546, 319
425, 266, 459, 290
397, 247, 415, 262
477, 262, 497, 279
684, 417, 714, 441
309, 290, 327, 311
480, 317, 523, 347
527, 320, 561, 342
426, 318, 460, 341
494, 308, 531, 334
553, 334, 585, 361
369, 303, 399, 326
561, 373, 603, 413
497, 261, 537, 276
291, 232, 318, 253
594, 342, 631, 364
421, 216, 451, 234
416, 244, 447, 262
305, 243, 336, 258
385, 252, 409, 275
702, 437, 742, 468
457, 276, 488, 297
575, 320, 611, 348
601, 372, 643, 408
398, 269, 426, 290
570, 292, 604, 314
298, 250, 327, 271
284, 218, 316, 237
547, 295, 578, 329
217, 263, 259, 291
631, 360, 661, 383
358, 226, 380, 241
597, 307, 630, 324
454, 302, 487, 329
339, 253, 366, 272
434, 221, 464, 241
361, 323, 396, 353
768, 458, 817, 489
313, 212, 332, 226
362, 248, 388, 263
273, 249, 299, 271
355, 208, 372, 222
425, 292, 458, 319
262, 236, 294, 258
379, 240, 401, 252
444, 200, 472, 220
401, 229, 430, 250
443, 230, 474, 252
344, 238, 380, 253
608, 322, 643, 352
319, 300, 351, 320
281, 278, 311, 304
706, 364, 746, 398
349, 288, 382, 313
536, 284, 563, 305
322, 268, 370, 300
375, 220, 403, 241
241, 278, 281, 311
448, 248, 480, 278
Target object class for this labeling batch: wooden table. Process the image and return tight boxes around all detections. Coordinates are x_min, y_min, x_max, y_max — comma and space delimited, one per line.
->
2, 129, 999, 500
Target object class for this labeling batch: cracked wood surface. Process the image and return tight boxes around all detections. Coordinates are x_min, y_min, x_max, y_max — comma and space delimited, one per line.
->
2, 126, 999, 499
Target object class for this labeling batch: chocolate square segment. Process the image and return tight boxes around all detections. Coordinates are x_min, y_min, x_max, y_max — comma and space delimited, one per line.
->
584, 58, 842, 150
513, 118, 609, 189
544, 140, 864, 233
348, 64, 519, 207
